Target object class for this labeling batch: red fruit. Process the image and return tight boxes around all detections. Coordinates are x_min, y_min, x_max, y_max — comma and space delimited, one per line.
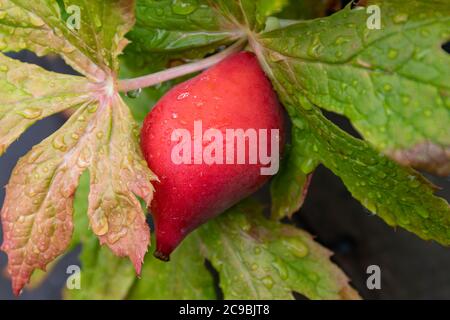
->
141, 51, 285, 260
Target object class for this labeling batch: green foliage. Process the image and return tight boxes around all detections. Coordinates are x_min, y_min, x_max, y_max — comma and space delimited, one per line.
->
198, 199, 359, 300
260, 0, 450, 175
0, 0, 448, 300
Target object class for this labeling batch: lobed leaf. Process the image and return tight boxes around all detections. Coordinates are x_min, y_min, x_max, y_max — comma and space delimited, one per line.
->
259, 0, 450, 175
1, 0, 135, 79
1, 101, 98, 295
198, 199, 359, 300
66, 172, 137, 300
127, 234, 216, 300
0, 53, 90, 156
86, 95, 156, 274
65, 237, 136, 300
125, 0, 240, 65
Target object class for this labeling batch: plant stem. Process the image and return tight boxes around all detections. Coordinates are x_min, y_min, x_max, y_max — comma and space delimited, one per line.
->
118, 39, 247, 92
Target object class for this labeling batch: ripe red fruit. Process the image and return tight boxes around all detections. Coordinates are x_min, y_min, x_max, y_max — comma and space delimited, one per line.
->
141, 51, 285, 260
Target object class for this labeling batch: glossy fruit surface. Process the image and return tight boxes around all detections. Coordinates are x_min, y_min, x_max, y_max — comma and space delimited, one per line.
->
141, 51, 285, 260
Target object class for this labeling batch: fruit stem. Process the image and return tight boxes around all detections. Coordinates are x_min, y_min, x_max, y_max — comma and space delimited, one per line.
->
118, 39, 247, 93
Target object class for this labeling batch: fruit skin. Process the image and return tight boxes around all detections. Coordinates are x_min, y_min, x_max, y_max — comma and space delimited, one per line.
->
141, 51, 285, 260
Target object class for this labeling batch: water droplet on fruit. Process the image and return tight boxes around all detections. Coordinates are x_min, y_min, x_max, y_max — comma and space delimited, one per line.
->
177, 92, 190, 100
0, 64, 9, 72
171, 113, 178, 119
17, 107, 42, 119
171, 0, 198, 15
126, 88, 142, 99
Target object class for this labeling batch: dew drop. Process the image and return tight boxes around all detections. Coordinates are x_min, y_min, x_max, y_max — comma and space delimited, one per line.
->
300, 158, 316, 174
416, 207, 429, 219
335, 36, 347, 45
261, 276, 274, 289
177, 92, 190, 100
387, 49, 398, 59
401, 95, 411, 105
393, 13, 408, 24
0, 39, 6, 51
423, 109, 432, 117
282, 238, 309, 258
87, 104, 98, 113
94, 15, 102, 28
307, 36, 323, 58
171, 113, 178, 119
52, 135, 67, 151
29, 14, 45, 27
171, 0, 198, 15
0, 11, 6, 20
17, 107, 42, 119
126, 88, 142, 99
272, 259, 288, 280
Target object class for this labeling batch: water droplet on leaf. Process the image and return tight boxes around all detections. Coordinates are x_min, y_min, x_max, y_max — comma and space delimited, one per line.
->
127, 88, 142, 99
171, 0, 198, 15
17, 107, 42, 119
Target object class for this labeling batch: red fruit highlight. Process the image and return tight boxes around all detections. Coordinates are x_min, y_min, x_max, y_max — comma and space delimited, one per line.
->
141, 51, 285, 260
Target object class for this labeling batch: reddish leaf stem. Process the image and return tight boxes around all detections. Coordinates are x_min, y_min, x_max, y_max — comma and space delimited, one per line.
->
117, 39, 247, 93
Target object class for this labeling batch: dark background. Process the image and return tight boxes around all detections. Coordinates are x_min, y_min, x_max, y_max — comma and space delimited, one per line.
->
1, 44, 449, 300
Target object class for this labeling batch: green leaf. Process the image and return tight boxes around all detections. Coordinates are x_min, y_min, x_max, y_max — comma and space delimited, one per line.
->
212, 0, 288, 32
125, 0, 240, 64
67, 170, 136, 300
69, 174, 215, 300
127, 233, 216, 300
259, 0, 450, 175
1, 1, 161, 295
198, 199, 359, 300
0, 53, 90, 156
65, 235, 136, 300
270, 126, 318, 220
1, 101, 99, 295
1, 0, 135, 77
276, 0, 335, 20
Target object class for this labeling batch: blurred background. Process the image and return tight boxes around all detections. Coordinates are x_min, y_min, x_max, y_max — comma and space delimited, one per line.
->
0, 50, 449, 300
